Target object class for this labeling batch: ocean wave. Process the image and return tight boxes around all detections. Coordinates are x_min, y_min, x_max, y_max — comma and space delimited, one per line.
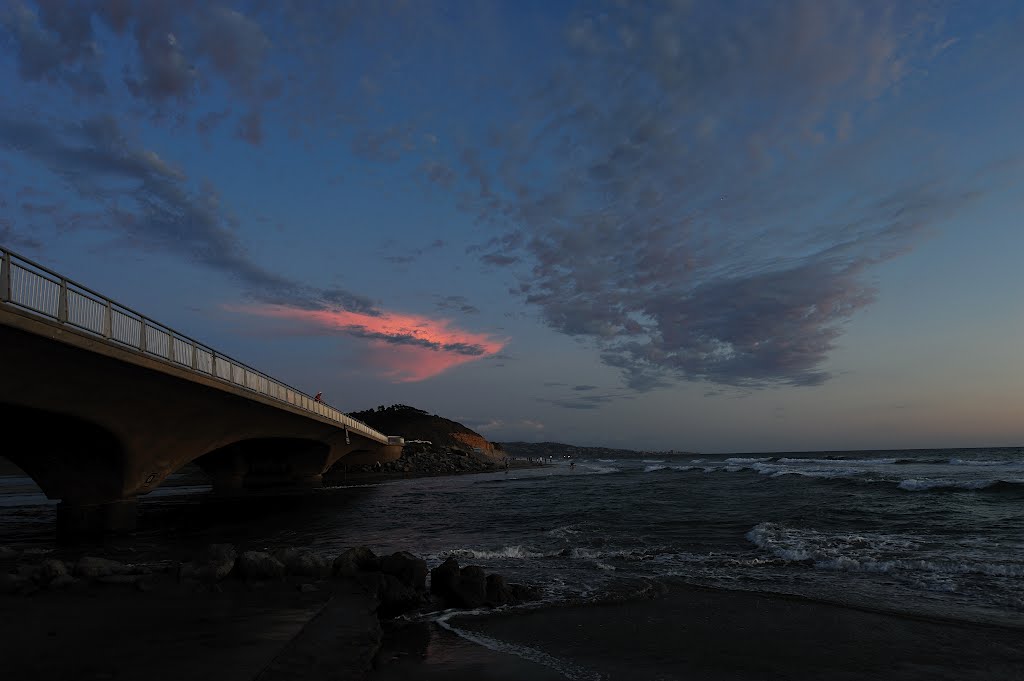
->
580, 464, 620, 475
642, 459, 666, 464
746, 522, 1024, 579
897, 478, 1024, 492
777, 457, 899, 466
948, 458, 1017, 466
723, 457, 772, 465
643, 464, 669, 473
446, 545, 555, 560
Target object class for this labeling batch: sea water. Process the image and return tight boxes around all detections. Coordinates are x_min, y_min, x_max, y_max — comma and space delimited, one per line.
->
1, 447, 1022, 661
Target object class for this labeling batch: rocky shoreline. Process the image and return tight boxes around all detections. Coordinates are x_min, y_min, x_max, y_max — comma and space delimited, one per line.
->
326, 442, 540, 483
0, 542, 540, 680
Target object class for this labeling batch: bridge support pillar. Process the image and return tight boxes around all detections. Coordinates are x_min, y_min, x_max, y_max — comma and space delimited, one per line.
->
56, 498, 137, 539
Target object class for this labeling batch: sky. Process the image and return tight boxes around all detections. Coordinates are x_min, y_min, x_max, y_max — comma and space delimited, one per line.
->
1, 0, 1023, 453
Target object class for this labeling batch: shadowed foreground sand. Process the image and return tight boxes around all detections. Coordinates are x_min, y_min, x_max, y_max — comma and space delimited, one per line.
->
4, 579, 1023, 680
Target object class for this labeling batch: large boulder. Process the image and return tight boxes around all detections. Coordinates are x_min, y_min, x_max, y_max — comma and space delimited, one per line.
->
0, 573, 28, 594
74, 556, 128, 578
429, 557, 460, 597
236, 551, 285, 580
274, 548, 330, 578
381, 551, 428, 591
485, 573, 513, 607
429, 558, 539, 609
453, 565, 487, 608
179, 544, 237, 583
333, 546, 380, 577
357, 572, 425, 617
34, 559, 69, 585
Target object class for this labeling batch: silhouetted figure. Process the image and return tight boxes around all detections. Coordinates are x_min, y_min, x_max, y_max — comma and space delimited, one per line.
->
314, 392, 322, 403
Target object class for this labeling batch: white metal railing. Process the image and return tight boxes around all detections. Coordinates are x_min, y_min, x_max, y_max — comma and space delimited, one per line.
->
0, 246, 393, 445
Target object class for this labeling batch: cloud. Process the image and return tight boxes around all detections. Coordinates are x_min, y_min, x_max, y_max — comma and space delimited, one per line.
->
235, 304, 506, 382
472, 418, 545, 434
538, 392, 630, 411
0, 111, 376, 314
0, 0, 106, 95
435, 295, 480, 315
370, 1, 1002, 391
381, 239, 445, 267
1, 2, 276, 137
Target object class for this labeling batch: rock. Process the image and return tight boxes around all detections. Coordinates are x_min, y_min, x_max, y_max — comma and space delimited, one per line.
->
429, 557, 460, 597
358, 572, 424, 617
279, 550, 330, 578
75, 556, 128, 578
333, 546, 380, 577
179, 543, 237, 583
485, 573, 513, 607
48, 575, 79, 589
509, 583, 540, 602
96, 574, 141, 586
298, 583, 319, 593
0, 573, 28, 594
35, 559, 68, 584
381, 551, 428, 591
453, 565, 487, 608
236, 551, 285, 580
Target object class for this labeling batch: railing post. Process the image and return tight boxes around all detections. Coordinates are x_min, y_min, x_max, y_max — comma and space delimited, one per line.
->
191, 343, 198, 370
103, 300, 112, 338
139, 319, 147, 352
211, 351, 217, 378
1, 250, 10, 303
57, 279, 69, 322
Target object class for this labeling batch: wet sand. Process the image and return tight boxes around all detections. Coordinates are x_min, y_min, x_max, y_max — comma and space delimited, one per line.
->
436, 585, 1024, 680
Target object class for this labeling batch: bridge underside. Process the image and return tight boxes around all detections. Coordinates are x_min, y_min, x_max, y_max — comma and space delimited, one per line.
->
0, 310, 401, 537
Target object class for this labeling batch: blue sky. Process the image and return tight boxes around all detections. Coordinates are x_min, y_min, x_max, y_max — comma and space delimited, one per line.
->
2, 1, 1023, 453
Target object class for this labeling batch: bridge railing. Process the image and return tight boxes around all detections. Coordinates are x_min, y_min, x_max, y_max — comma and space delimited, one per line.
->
0, 246, 390, 445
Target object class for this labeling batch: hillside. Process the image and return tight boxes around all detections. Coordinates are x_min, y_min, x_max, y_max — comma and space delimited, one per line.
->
349, 404, 498, 457
498, 441, 696, 460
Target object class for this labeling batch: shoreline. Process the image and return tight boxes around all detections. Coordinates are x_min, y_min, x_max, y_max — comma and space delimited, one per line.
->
5, 549, 1022, 681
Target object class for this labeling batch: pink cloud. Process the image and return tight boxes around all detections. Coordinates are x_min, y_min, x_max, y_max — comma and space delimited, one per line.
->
236, 304, 505, 382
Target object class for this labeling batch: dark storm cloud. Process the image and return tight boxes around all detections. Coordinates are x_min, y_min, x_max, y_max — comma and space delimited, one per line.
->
0, 111, 377, 315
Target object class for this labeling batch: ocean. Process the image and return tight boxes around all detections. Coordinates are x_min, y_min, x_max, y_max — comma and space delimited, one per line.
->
1, 447, 1022, 678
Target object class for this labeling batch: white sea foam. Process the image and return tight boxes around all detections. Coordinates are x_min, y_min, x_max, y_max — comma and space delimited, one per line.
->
446, 545, 552, 560
948, 458, 1014, 466
643, 464, 668, 473
898, 478, 998, 491
745, 522, 1024, 579
436, 611, 603, 681
778, 457, 899, 466
581, 463, 619, 475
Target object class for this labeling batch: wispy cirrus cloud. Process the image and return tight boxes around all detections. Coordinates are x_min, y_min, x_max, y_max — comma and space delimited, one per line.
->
236, 304, 505, 382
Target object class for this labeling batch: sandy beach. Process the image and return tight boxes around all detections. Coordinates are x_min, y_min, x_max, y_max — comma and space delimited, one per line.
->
4, 574, 1021, 681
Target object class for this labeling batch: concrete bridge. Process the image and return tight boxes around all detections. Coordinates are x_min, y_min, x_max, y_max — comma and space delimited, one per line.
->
0, 247, 403, 535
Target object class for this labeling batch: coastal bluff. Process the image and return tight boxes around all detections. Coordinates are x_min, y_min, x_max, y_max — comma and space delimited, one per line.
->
348, 404, 499, 458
